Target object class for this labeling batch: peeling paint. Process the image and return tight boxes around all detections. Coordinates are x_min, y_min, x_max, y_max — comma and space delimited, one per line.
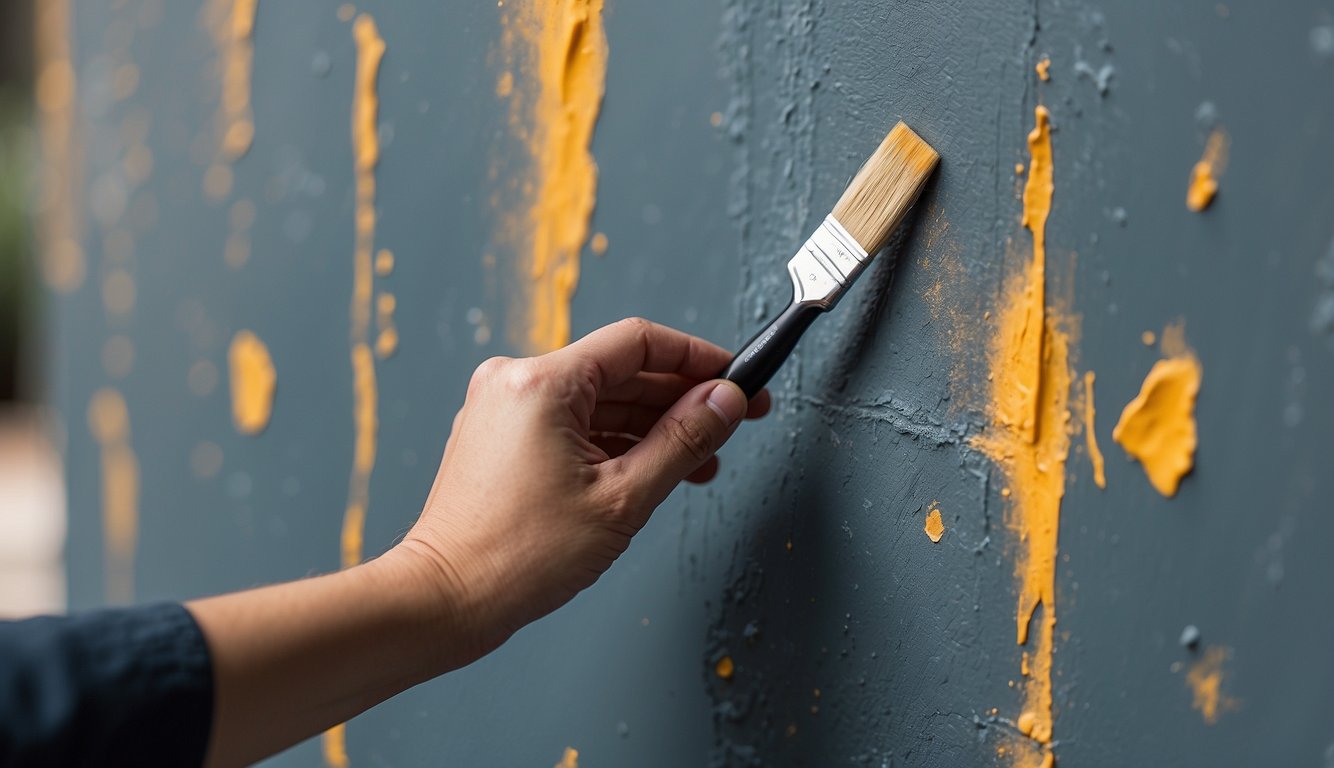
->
88, 388, 138, 604
495, 0, 608, 353
34, 0, 85, 292
973, 105, 1070, 768
1185, 645, 1238, 724
1113, 324, 1201, 497
924, 504, 945, 543
1186, 129, 1227, 212
227, 330, 276, 435
1035, 56, 1051, 81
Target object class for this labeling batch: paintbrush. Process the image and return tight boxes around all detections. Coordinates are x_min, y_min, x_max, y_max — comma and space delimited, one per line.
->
720, 122, 940, 397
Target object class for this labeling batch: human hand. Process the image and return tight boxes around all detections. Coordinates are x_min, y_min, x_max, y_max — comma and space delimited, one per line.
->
396, 318, 770, 667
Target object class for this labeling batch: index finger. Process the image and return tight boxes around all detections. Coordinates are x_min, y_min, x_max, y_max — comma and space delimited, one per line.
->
558, 317, 733, 388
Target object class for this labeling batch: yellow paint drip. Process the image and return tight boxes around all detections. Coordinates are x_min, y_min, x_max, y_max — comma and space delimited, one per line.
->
924, 505, 945, 543
973, 105, 1070, 768
1113, 333, 1201, 497
34, 0, 85, 292
1186, 129, 1228, 212
555, 747, 579, 768
497, 0, 608, 353
89, 389, 139, 604
204, 0, 260, 201
1082, 371, 1107, 489
325, 17, 385, 765
1186, 645, 1237, 724
228, 330, 276, 435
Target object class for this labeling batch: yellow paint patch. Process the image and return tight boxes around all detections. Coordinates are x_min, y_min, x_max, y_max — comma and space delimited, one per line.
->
1035, 56, 1051, 81
972, 105, 1069, 768
496, 0, 608, 353
325, 17, 386, 765
34, 0, 85, 292
1186, 645, 1238, 724
1141, 330, 1156, 347
555, 747, 579, 768
715, 655, 735, 680
203, 0, 260, 200
1186, 129, 1228, 212
924, 505, 945, 543
1082, 371, 1107, 489
89, 389, 139, 604
590, 231, 609, 256
1113, 326, 1201, 497
228, 330, 276, 435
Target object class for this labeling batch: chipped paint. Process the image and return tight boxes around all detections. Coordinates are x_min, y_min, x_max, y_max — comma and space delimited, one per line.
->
227, 330, 276, 435
34, 0, 84, 292
88, 389, 138, 603
326, 16, 386, 765
1185, 645, 1237, 724
1035, 56, 1051, 81
496, 0, 608, 353
1186, 129, 1228, 212
1082, 371, 1107, 489
972, 105, 1070, 768
1113, 326, 1201, 497
924, 504, 945, 543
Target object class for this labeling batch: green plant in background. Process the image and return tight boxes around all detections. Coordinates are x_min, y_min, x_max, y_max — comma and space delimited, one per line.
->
0, 86, 34, 401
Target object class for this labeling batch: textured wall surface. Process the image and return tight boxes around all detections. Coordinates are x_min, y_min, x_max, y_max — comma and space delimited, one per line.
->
42, 0, 1334, 765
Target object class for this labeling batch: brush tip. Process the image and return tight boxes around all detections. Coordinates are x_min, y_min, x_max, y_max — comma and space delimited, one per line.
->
830, 122, 940, 255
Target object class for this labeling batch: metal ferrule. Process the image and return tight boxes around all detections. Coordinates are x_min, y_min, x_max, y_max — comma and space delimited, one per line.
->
785, 215, 872, 309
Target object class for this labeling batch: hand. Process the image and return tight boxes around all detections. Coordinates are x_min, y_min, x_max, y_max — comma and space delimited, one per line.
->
397, 317, 770, 666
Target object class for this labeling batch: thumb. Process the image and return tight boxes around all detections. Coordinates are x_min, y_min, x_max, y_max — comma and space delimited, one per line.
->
614, 379, 748, 509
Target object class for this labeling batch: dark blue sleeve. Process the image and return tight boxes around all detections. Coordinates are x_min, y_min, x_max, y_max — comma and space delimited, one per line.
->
0, 602, 214, 768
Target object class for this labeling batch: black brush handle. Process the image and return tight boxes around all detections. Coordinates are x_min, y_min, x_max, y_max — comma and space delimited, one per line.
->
720, 302, 824, 398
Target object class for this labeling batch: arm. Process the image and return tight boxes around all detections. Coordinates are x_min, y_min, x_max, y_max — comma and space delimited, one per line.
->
189, 318, 769, 767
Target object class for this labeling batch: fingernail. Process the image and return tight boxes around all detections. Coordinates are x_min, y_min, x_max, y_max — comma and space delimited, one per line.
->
706, 382, 746, 426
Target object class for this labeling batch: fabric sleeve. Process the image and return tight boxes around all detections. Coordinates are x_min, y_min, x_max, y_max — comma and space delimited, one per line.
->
0, 602, 214, 767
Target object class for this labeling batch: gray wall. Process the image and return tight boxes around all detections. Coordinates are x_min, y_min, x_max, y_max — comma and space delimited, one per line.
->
48, 0, 1334, 765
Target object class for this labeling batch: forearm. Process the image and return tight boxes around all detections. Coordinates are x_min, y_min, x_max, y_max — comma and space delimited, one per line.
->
188, 548, 465, 767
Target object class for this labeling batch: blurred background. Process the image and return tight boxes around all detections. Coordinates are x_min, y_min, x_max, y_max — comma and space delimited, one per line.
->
0, 0, 65, 619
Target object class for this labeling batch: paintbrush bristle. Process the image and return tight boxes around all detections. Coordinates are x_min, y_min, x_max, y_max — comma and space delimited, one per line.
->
830, 122, 939, 255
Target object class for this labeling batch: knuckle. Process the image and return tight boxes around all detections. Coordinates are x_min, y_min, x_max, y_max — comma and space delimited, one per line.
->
616, 316, 654, 337
658, 414, 714, 465
498, 358, 544, 397
469, 356, 511, 390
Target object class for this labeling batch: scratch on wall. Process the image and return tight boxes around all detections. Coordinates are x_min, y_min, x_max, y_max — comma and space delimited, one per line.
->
972, 105, 1071, 768
1185, 645, 1238, 724
495, 0, 608, 354
1113, 323, 1201, 497
1186, 129, 1227, 212
34, 0, 84, 292
227, 330, 276, 434
89, 389, 139, 603
325, 15, 386, 768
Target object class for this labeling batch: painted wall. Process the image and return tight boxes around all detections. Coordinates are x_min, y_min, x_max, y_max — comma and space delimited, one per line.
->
40, 0, 1334, 765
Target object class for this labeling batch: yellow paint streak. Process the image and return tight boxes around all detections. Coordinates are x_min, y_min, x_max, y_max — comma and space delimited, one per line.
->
228, 330, 276, 435
1112, 330, 1201, 497
204, 0, 260, 202
325, 17, 385, 765
555, 747, 579, 768
972, 105, 1069, 768
924, 505, 945, 543
89, 389, 138, 604
715, 655, 735, 680
1186, 645, 1237, 724
1082, 371, 1107, 489
1186, 129, 1228, 212
34, 0, 85, 292
497, 0, 608, 353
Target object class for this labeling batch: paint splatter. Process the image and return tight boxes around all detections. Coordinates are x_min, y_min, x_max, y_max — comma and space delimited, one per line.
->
325, 16, 386, 766
1185, 645, 1238, 724
228, 330, 276, 435
1186, 129, 1228, 212
1035, 56, 1051, 81
555, 747, 580, 768
1113, 325, 1201, 497
203, 0, 260, 200
715, 655, 735, 680
495, 0, 609, 353
924, 504, 945, 543
1082, 371, 1107, 489
1141, 330, 1156, 346
33, 0, 85, 292
88, 389, 139, 604
972, 105, 1070, 768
